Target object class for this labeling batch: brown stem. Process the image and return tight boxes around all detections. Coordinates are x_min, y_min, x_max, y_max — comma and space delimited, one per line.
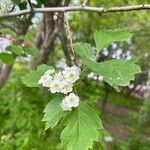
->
0, 65, 13, 88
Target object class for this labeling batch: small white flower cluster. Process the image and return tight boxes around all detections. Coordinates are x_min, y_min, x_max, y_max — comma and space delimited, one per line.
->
0, 0, 13, 15
55, 58, 67, 69
104, 136, 113, 143
61, 93, 79, 111
87, 72, 103, 81
38, 66, 80, 111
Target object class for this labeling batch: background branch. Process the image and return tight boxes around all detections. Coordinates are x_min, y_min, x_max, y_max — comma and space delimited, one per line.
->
0, 4, 150, 18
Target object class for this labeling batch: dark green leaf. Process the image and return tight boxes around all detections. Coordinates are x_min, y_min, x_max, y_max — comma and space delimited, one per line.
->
0, 52, 14, 64
42, 95, 66, 130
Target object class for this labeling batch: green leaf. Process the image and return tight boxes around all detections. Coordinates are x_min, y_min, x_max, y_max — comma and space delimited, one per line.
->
61, 102, 103, 150
0, 28, 15, 35
42, 95, 66, 130
80, 67, 91, 79
21, 64, 54, 87
7, 44, 24, 55
94, 29, 133, 52
82, 57, 141, 89
25, 47, 40, 57
0, 52, 14, 64
74, 42, 94, 59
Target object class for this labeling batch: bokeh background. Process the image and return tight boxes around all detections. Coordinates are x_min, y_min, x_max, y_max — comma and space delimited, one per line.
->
0, 0, 150, 149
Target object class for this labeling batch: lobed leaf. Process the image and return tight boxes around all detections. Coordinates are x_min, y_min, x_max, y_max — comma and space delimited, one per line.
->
82, 57, 141, 89
42, 95, 66, 130
61, 102, 103, 150
21, 64, 54, 87
74, 42, 94, 59
7, 44, 24, 55
94, 29, 133, 52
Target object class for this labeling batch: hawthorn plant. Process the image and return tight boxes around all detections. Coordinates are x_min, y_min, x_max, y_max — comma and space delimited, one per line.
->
21, 29, 141, 150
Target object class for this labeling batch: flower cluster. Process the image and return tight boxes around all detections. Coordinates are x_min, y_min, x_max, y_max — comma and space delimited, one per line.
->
38, 66, 80, 111
87, 72, 103, 81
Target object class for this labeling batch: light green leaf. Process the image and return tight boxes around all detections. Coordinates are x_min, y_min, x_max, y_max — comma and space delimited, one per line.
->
25, 47, 40, 57
42, 95, 66, 130
94, 29, 133, 52
21, 64, 54, 87
7, 44, 24, 55
0, 52, 14, 64
74, 42, 94, 59
61, 102, 103, 150
82, 57, 141, 88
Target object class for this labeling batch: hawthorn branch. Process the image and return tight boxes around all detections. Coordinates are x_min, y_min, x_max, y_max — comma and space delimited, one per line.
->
0, 4, 150, 18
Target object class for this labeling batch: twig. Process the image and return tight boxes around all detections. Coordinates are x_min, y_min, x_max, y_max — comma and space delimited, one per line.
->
0, 4, 150, 18
82, 0, 88, 7
64, 13, 76, 63
27, 0, 34, 12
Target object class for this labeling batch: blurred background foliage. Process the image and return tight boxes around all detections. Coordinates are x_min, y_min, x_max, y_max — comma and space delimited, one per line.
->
0, 0, 150, 149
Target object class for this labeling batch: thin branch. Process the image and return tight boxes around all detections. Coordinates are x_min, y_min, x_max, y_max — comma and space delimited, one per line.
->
0, 4, 150, 18
64, 13, 75, 56
27, 0, 34, 11
82, 0, 89, 7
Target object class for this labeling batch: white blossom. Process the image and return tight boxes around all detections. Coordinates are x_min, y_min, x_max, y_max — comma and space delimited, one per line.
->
55, 58, 67, 69
61, 99, 72, 111
104, 136, 113, 143
60, 81, 73, 94
63, 93, 80, 108
87, 72, 103, 81
87, 72, 95, 79
38, 74, 53, 88
62, 66, 80, 83
53, 71, 65, 81
49, 80, 61, 93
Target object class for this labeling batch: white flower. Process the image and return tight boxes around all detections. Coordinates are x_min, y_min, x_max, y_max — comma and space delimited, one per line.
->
87, 72, 95, 79
98, 76, 103, 81
104, 136, 113, 143
64, 93, 79, 108
49, 80, 61, 93
62, 66, 80, 83
38, 74, 53, 88
61, 99, 72, 111
55, 58, 67, 69
87, 72, 103, 81
60, 81, 73, 94
53, 71, 65, 81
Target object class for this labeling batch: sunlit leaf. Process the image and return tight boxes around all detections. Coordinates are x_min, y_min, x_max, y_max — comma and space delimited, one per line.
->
94, 29, 133, 52
21, 64, 54, 87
